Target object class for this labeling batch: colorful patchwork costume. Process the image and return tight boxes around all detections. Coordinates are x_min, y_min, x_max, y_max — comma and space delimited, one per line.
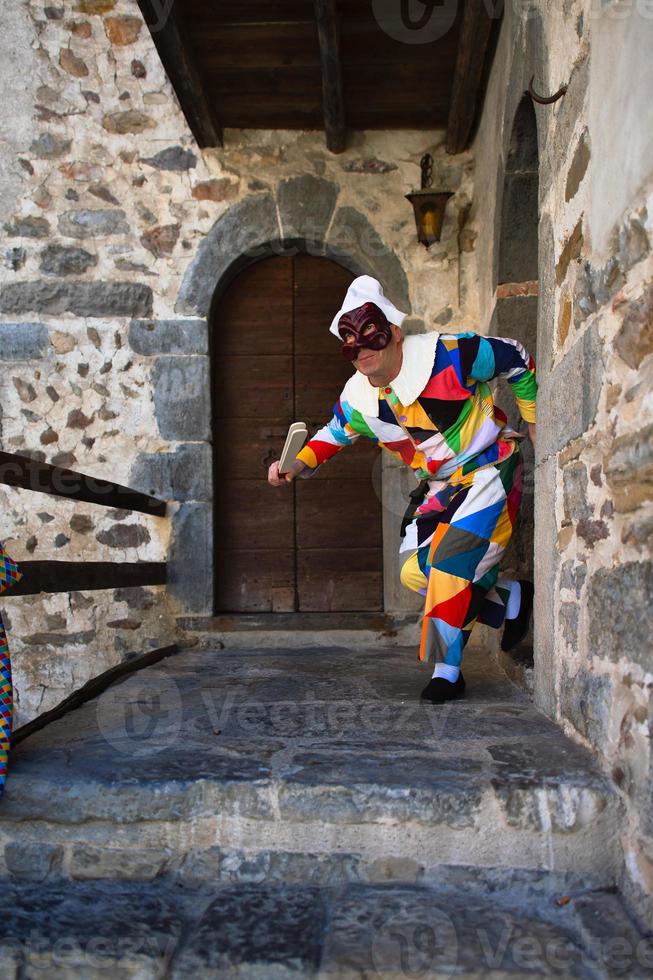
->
297, 328, 537, 669
0, 542, 21, 793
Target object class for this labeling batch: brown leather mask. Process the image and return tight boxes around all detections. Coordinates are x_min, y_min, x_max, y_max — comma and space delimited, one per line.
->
337, 302, 392, 362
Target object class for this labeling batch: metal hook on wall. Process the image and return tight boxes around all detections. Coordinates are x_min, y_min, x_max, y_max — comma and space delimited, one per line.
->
528, 75, 568, 105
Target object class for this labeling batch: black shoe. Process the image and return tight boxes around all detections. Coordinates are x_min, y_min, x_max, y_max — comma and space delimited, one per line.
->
420, 672, 465, 704
501, 580, 534, 652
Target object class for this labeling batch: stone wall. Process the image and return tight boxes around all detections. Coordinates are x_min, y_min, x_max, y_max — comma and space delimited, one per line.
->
473, 0, 653, 928
0, 0, 477, 722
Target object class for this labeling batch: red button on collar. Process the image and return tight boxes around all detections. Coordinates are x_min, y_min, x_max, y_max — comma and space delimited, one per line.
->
385, 387, 392, 394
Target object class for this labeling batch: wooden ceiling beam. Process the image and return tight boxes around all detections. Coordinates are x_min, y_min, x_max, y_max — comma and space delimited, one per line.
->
446, 0, 498, 155
314, 0, 347, 153
137, 0, 223, 149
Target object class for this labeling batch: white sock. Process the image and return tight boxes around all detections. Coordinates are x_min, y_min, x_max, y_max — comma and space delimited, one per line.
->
432, 662, 460, 683
501, 579, 521, 620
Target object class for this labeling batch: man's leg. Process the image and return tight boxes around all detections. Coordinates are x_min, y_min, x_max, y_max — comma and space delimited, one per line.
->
415, 451, 524, 700
477, 577, 534, 651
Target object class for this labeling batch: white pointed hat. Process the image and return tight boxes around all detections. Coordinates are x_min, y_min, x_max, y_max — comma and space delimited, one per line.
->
329, 275, 408, 337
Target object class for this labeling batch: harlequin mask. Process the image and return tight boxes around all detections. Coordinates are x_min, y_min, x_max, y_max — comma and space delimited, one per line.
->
337, 302, 393, 362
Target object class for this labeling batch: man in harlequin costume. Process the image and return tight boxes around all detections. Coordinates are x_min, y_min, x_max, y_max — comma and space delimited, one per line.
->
268, 276, 536, 704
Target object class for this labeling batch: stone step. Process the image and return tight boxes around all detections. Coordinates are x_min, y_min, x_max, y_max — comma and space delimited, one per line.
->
177, 611, 422, 651
0, 647, 621, 886
0, 873, 650, 979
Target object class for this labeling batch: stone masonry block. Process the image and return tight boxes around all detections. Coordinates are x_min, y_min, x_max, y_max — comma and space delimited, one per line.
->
588, 561, 652, 670
129, 319, 208, 355
130, 443, 211, 502
537, 213, 555, 376
58, 208, 129, 238
563, 461, 591, 523
327, 206, 410, 313
4, 842, 62, 881
533, 455, 558, 717
537, 321, 605, 461
171, 884, 326, 976
0, 281, 152, 317
69, 845, 169, 881
605, 423, 653, 513
152, 356, 211, 441
0, 322, 48, 359
169, 502, 212, 613
176, 194, 280, 316
39, 244, 97, 276
277, 175, 339, 242
560, 666, 612, 747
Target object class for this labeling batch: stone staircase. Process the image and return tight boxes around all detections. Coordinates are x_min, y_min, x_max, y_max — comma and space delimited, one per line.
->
0, 645, 649, 977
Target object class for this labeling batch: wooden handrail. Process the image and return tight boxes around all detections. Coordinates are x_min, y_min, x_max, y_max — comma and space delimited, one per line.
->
0, 451, 166, 517
11, 644, 180, 747
7, 561, 166, 596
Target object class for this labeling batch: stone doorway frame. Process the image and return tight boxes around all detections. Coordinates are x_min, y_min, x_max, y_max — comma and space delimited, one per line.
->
166, 179, 411, 616
491, 91, 540, 684
488, 11, 553, 710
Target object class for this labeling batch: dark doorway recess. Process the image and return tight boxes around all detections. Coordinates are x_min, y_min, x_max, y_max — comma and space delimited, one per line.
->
211, 254, 383, 614
498, 94, 539, 286
493, 93, 539, 662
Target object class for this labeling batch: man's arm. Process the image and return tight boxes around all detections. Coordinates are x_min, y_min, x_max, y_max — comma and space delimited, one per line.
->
458, 334, 537, 429
267, 399, 361, 486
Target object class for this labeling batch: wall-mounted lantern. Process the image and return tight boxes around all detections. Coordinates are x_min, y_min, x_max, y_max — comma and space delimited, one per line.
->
405, 153, 453, 247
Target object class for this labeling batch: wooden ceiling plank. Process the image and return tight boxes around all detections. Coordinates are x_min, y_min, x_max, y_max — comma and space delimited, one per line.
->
137, 0, 222, 148
190, 23, 321, 71
446, 0, 497, 154
185, 0, 313, 25
314, 0, 347, 153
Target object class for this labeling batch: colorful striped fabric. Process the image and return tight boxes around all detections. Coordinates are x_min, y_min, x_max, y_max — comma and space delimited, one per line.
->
296, 332, 537, 481
0, 542, 22, 794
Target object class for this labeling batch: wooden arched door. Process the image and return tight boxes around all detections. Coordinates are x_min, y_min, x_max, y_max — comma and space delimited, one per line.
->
212, 254, 383, 613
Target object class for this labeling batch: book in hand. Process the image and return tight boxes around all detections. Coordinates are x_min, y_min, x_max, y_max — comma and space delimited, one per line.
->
279, 422, 308, 474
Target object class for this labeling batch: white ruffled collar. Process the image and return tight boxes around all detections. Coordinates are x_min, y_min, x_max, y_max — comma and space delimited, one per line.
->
340, 331, 440, 417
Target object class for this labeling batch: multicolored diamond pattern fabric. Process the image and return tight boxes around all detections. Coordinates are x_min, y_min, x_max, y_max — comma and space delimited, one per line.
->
296, 332, 536, 667
414, 450, 524, 664
296, 332, 537, 482
0, 541, 22, 795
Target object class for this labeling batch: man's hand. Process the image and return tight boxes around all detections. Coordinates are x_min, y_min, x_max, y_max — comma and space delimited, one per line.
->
528, 422, 536, 448
268, 459, 307, 486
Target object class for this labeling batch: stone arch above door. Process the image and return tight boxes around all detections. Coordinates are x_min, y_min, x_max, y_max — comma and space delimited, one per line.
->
156, 183, 410, 615
175, 179, 410, 318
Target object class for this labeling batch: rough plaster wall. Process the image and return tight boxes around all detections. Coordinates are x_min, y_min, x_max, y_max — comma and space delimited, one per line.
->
473, 0, 653, 928
589, 0, 653, 257
0, 0, 41, 223
0, 0, 476, 721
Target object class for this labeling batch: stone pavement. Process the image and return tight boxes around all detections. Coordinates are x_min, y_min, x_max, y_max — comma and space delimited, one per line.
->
0, 645, 650, 977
